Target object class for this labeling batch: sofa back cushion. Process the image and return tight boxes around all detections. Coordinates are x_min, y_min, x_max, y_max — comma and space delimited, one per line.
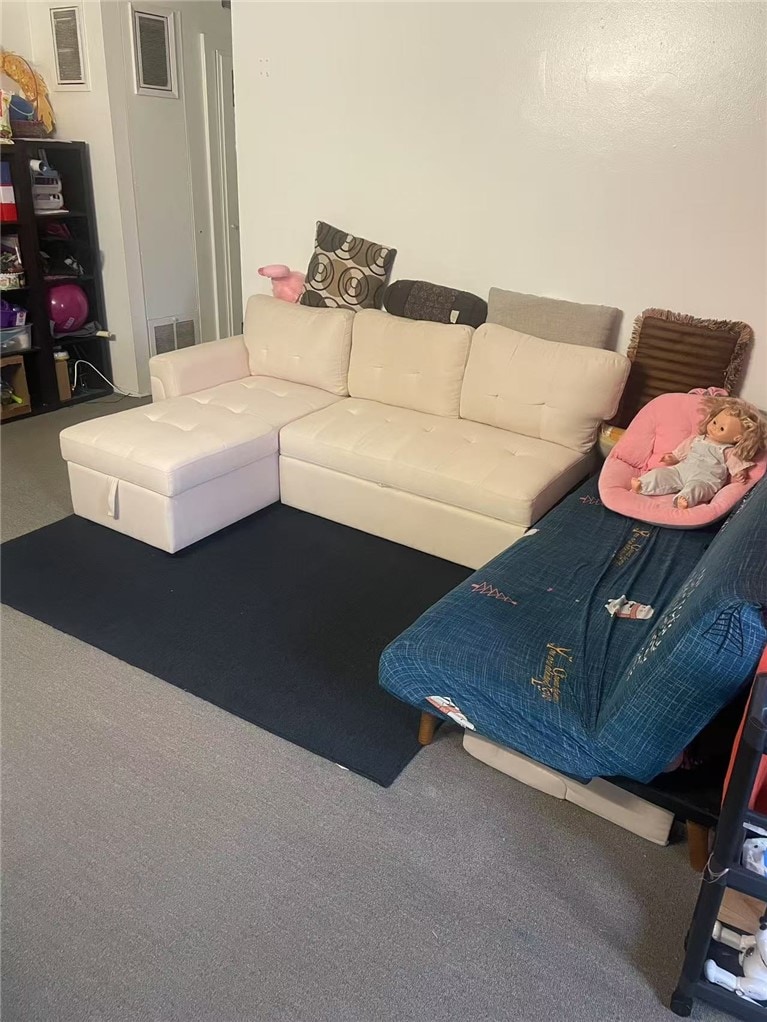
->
348, 309, 473, 417
460, 324, 630, 453
243, 294, 354, 396
488, 287, 620, 349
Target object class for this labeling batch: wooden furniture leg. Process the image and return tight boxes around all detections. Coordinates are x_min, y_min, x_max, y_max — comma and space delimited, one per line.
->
687, 821, 712, 872
418, 711, 439, 746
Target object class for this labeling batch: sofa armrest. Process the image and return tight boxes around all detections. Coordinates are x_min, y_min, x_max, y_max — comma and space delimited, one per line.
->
149, 335, 250, 401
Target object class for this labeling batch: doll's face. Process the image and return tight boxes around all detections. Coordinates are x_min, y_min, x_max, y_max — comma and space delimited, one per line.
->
706, 412, 743, 445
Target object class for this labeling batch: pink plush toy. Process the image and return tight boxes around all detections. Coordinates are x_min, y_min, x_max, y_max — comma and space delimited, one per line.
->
258, 264, 305, 303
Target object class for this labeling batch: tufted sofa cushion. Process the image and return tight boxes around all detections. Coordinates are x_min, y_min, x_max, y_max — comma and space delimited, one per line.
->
193, 376, 342, 430
460, 324, 630, 454
60, 377, 341, 497
348, 309, 473, 417
279, 398, 590, 527
243, 294, 354, 396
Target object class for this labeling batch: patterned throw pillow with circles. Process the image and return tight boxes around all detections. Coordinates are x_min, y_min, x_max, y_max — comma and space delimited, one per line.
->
299, 220, 397, 311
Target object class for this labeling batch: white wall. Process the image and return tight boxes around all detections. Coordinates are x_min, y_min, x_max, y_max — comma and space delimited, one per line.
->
1, 2, 34, 53
232, 1, 767, 408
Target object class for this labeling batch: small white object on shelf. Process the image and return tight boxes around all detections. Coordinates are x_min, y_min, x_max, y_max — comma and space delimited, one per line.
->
744, 836, 767, 877
705, 919, 767, 1004
30, 156, 64, 212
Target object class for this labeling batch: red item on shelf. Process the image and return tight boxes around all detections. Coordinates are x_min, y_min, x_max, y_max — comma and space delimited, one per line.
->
1, 163, 17, 221
723, 645, 767, 812
0, 196, 17, 221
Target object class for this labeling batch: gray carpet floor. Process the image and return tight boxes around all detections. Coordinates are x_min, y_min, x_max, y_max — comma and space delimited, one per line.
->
1, 399, 728, 1022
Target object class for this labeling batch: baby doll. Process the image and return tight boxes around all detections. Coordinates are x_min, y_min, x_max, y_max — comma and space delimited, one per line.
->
630, 396, 767, 509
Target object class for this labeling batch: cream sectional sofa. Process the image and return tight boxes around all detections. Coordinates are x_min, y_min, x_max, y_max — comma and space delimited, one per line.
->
61, 295, 630, 564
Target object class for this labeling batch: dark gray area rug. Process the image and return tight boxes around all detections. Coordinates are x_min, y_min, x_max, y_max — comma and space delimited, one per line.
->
0, 506, 470, 785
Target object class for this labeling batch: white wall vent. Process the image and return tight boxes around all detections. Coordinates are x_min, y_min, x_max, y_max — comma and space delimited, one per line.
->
50, 7, 89, 89
131, 7, 178, 98
149, 317, 197, 356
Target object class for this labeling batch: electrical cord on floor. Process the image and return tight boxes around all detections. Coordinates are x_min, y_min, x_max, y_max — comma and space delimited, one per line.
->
92, 395, 132, 406
70, 359, 143, 399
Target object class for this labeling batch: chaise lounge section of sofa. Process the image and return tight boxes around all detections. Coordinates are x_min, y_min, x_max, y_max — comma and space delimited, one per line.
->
60, 298, 353, 552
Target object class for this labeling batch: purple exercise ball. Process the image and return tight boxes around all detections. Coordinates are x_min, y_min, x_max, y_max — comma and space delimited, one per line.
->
48, 284, 89, 333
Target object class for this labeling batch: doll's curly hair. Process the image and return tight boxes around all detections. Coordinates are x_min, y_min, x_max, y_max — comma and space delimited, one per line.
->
698, 396, 767, 464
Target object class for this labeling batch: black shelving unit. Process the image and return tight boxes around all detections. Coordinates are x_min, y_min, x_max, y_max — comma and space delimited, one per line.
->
1, 139, 112, 422
671, 668, 767, 1019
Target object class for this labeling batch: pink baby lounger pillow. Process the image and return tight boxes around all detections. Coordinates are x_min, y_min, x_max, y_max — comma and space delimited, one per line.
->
599, 391, 767, 528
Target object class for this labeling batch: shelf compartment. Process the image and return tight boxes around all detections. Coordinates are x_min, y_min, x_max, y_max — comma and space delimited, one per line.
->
674, 936, 767, 1020
1, 353, 32, 422
683, 976, 767, 1020
68, 385, 112, 405
0, 402, 32, 420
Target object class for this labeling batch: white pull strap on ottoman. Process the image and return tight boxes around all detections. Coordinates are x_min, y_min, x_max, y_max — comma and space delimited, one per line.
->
60, 398, 280, 552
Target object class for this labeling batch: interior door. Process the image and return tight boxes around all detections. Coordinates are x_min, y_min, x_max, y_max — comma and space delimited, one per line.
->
184, 11, 243, 343
201, 39, 242, 338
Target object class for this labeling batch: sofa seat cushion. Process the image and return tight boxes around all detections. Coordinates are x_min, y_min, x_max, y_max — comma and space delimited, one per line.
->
279, 398, 590, 528
190, 376, 343, 429
61, 377, 341, 497
60, 395, 275, 498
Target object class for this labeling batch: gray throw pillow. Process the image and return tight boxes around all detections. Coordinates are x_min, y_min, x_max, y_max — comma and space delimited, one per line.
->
488, 287, 620, 349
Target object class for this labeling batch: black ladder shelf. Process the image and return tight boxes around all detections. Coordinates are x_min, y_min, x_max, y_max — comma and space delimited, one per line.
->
672, 668, 767, 1019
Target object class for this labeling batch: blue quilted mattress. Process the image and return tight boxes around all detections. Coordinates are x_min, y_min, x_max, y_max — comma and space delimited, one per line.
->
380, 476, 767, 782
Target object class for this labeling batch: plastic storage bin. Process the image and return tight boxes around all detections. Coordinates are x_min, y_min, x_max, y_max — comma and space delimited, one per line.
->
0, 324, 32, 353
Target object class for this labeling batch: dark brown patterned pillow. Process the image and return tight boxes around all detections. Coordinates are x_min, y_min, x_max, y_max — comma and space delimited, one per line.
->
614, 307, 753, 427
299, 221, 396, 311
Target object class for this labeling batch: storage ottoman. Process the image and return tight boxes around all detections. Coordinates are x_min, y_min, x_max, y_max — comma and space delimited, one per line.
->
60, 397, 280, 552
